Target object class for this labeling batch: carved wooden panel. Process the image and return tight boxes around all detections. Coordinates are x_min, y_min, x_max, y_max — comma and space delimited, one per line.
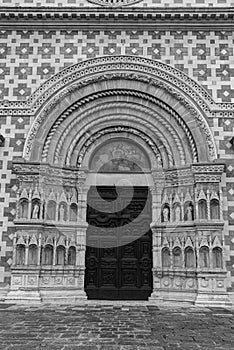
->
85, 186, 152, 300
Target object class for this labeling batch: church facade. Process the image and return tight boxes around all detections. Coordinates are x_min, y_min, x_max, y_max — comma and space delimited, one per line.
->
0, 0, 234, 306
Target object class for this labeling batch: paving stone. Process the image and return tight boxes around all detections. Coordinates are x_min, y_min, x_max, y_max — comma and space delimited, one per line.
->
0, 304, 234, 349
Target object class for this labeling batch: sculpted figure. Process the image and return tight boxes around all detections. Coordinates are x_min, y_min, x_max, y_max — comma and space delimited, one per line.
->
20, 201, 28, 219
59, 205, 65, 221
175, 206, 181, 222
163, 207, 169, 222
187, 205, 193, 221
32, 203, 39, 219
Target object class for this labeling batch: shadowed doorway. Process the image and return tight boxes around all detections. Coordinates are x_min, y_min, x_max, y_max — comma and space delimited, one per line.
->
85, 186, 153, 300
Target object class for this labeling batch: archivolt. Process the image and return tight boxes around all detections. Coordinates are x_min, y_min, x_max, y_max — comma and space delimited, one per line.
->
55, 104, 184, 167
23, 56, 216, 162
41, 90, 198, 166
65, 115, 173, 168
73, 126, 163, 170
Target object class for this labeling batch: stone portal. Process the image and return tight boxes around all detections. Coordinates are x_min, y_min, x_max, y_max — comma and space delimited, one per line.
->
5, 57, 231, 306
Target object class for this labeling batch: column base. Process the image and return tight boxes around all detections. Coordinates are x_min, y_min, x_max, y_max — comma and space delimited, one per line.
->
149, 289, 196, 304
6, 288, 88, 304
6, 289, 42, 304
0, 286, 9, 302
195, 292, 232, 307
40, 289, 87, 303
149, 291, 163, 302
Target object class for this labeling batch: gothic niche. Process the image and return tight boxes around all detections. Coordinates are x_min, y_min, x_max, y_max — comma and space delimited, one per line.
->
162, 247, 170, 268
42, 245, 53, 265
16, 244, 25, 265
199, 246, 210, 268
32, 200, 40, 219
19, 199, 28, 219
161, 235, 224, 271
162, 204, 170, 223
13, 232, 81, 268
56, 245, 65, 265
28, 245, 38, 265
184, 202, 194, 221
90, 140, 151, 173
210, 198, 220, 220
160, 187, 221, 223
16, 187, 79, 223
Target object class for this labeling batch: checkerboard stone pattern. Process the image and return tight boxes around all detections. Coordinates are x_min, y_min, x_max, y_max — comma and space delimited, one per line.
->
0, 0, 234, 7
0, 115, 32, 289
0, 28, 234, 296
0, 30, 234, 102
213, 117, 234, 292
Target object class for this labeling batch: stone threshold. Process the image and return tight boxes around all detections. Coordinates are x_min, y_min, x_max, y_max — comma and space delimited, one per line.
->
2, 299, 234, 311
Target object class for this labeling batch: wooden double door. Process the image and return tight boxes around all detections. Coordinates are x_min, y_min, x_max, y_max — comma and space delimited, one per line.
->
85, 186, 153, 300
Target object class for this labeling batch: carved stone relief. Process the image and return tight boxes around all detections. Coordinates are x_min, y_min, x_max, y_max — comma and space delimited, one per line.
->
75, 126, 162, 170
90, 140, 150, 172
87, 0, 143, 5
20, 56, 217, 162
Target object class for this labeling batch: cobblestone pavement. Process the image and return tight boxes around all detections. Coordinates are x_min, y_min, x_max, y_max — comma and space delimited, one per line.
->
0, 301, 234, 350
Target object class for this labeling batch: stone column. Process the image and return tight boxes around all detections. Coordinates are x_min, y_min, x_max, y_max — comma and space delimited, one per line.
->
25, 235, 29, 266
78, 187, 88, 223
219, 188, 223, 220
150, 171, 165, 224
52, 237, 56, 266
40, 191, 44, 220
195, 236, 200, 269
12, 233, 17, 266
195, 188, 199, 220
150, 187, 162, 224
181, 192, 184, 222
74, 171, 88, 299
149, 172, 165, 301
38, 234, 42, 266
55, 202, 59, 222
207, 189, 211, 220
67, 201, 71, 223
28, 189, 32, 220
149, 225, 163, 301
16, 190, 20, 220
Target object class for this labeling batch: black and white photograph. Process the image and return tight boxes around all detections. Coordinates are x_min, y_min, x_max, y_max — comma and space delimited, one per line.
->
0, 0, 234, 349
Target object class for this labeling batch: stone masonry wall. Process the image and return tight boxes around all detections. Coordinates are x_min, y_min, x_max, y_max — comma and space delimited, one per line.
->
0, 28, 234, 296
0, 0, 234, 8
0, 30, 234, 102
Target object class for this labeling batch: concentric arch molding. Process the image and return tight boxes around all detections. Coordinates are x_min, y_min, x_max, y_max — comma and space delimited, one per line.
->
41, 91, 197, 166
71, 126, 163, 170
87, 0, 143, 6
21, 56, 217, 161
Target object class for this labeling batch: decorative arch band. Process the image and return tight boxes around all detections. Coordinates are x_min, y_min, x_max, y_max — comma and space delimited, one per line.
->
41, 89, 198, 165
23, 56, 217, 162
69, 126, 164, 169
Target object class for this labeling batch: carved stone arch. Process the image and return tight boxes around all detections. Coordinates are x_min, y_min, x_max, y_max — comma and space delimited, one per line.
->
41, 90, 198, 167
55, 93, 199, 168
28, 87, 199, 168
33, 87, 197, 168
80, 129, 160, 171
69, 125, 166, 169
23, 56, 217, 164
59, 110, 174, 169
